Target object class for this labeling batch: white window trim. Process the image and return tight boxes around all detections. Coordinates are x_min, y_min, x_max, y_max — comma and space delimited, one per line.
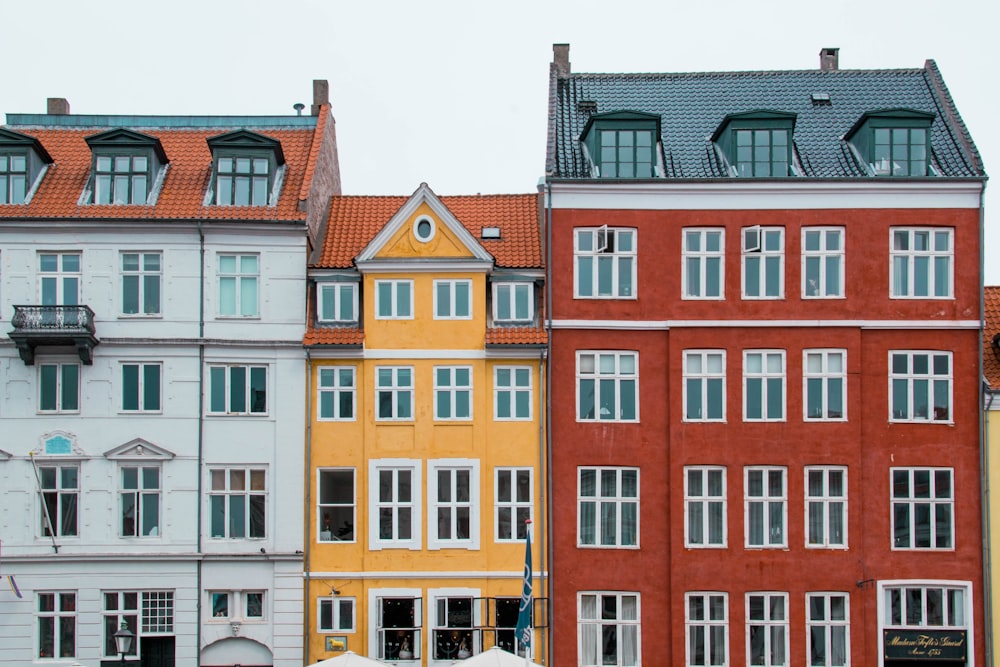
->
369, 459, 422, 551
433, 279, 473, 320
804, 466, 848, 549
573, 227, 638, 300
492, 282, 535, 322
888, 350, 953, 424
317, 596, 357, 633
801, 227, 845, 299
741, 226, 784, 300
683, 350, 727, 422
890, 467, 955, 551
119, 251, 163, 317
685, 591, 729, 667
684, 466, 727, 548
576, 350, 640, 422
36, 591, 77, 659
317, 365, 357, 422
682, 228, 725, 300
802, 349, 847, 422
206, 466, 268, 540
743, 350, 786, 422
38, 361, 81, 414
317, 282, 359, 323
745, 592, 789, 667
744, 466, 787, 549
876, 580, 973, 667
494, 467, 533, 542
207, 590, 266, 622
577, 466, 640, 549
427, 459, 480, 550
119, 361, 162, 414
207, 364, 268, 416
375, 366, 414, 422
119, 463, 162, 539
889, 227, 954, 299
805, 592, 850, 667
577, 591, 641, 667
37, 463, 81, 539
318, 467, 356, 544
434, 366, 473, 421
217, 253, 259, 318
368, 587, 422, 662
375, 279, 414, 320
428, 586, 482, 665
493, 366, 533, 421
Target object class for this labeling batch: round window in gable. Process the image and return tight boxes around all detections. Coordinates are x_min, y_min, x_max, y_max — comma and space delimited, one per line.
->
414, 216, 436, 243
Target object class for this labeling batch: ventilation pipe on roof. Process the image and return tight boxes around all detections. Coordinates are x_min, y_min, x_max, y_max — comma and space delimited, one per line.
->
47, 98, 70, 115
553, 44, 571, 79
311, 79, 329, 116
820, 48, 840, 71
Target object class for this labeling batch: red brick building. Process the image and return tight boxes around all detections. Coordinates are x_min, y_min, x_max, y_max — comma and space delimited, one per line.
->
543, 45, 987, 667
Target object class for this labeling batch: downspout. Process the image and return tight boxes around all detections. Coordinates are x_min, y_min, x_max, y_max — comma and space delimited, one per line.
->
543, 181, 554, 667
979, 183, 992, 667
537, 347, 547, 665
985, 387, 995, 667
196, 219, 206, 666
304, 347, 314, 662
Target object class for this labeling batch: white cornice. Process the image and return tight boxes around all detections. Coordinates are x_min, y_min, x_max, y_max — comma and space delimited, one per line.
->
549, 318, 981, 330
306, 570, 547, 579
546, 180, 984, 210
355, 259, 494, 273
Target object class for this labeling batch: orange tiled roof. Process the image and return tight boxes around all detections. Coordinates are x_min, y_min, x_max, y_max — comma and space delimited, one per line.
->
314, 193, 541, 269
486, 326, 548, 346
303, 327, 365, 347
985, 286, 1000, 388
0, 126, 321, 222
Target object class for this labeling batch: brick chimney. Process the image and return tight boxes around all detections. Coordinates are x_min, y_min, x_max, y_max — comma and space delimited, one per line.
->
47, 98, 70, 115
311, 79, 329, 116
819, 48, 840, 71
553, 44, 571, 79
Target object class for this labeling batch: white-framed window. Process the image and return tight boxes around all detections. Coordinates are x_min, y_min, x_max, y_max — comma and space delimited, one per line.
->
435, 366, 472, 420
745, 467, 786, 548
575, 227, 636, 298
369, 460, 421, 550
578, 592, 640, 667
806, 593, 849, 667
429, 460, 480, 549
495, 467, 532, 541
578, 467, 638, 548
683, 229, 724, 299
882, 582, 968, 629
494, 597, 532, 656
891, 468, 953, 550
208, 364, 267, 415
684, 350, 726, 421
121, 362, 161, 413
431, 591, 481, 661
39, 464, 79, 537
373, 591, 423, 661
209, 591, 265, 621
208, 467, 266, 539
805, 467, 847, 549
39, 362, 80, 413
218, 253, 258, 317
39, 252, 81, 305
102, 592, 139, 658
37, 592, 76, 659
318, 366, 356, 420
318, 597, 356, 632
434, 279, 472, 319
375, 279, 413, 319
747, 592, 789, 667
804, 350, 846, 421
493, 282, 533, 322
376, 366, 413, 421
802, 228, 844, 298
121, 251, 161, 315
494, 366, 532, 420
890, 228, 953, 298
744, 351, 785, 421
685, 466, 726, 548
577, 351, 638, 421
318, 468, 355, 543
685, 592, 728, 667
140, 591, 174, 632
120, 465, 161, 538
889, 351, 951, 422
742, 226, 784, 299
318, 283, 358, 323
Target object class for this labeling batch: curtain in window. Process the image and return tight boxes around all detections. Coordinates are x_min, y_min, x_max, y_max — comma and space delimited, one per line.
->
580, 596, 598, 665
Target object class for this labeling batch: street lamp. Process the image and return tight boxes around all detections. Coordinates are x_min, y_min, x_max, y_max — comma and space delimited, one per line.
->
113, 621, 135, 665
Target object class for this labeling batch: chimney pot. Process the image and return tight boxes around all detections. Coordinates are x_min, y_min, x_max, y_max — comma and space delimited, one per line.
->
311, 79, 329, 116
553, 43, 571, 79
47, 98, 70, 115
820, 48, 840, 71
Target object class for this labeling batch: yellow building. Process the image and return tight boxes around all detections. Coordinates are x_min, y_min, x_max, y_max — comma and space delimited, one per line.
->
986, 285, 1000, 661
303, 184, 547, 665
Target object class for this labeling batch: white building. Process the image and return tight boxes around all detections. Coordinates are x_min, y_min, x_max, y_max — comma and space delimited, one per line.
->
0, 84, 341, 667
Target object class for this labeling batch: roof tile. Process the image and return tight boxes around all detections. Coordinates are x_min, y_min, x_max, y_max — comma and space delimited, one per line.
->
485, 326, 548, 346
303, 327, 364, 347
985, 286, 1000, 388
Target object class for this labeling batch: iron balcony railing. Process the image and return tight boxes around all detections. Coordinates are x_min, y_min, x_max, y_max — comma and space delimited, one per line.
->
11, 305, 97, 334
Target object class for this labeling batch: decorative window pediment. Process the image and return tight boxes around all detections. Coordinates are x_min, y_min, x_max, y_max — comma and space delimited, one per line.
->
104, 437, 175, 461
712, 110, 796, 177
0, 127, 53, 205
207, 130, 285, 207
0, 448, 11, 460
85, 128, 168, 205
31, 431, 86, 457
580, 111, 661, 179
846, 109, 935, 177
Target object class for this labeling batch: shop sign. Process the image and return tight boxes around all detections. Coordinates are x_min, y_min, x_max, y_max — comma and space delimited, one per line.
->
883, 629, 967, 660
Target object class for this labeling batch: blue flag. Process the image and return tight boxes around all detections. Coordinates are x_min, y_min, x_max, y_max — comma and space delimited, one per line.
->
514, 530, 532, 651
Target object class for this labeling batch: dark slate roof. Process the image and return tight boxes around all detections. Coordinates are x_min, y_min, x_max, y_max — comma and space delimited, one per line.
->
547, 59, 985, 180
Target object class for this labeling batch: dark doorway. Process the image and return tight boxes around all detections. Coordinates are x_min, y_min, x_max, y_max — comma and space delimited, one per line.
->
142, 636, 176, 667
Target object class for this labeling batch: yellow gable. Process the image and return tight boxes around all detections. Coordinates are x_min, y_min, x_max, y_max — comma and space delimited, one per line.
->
374, 203, 476, 259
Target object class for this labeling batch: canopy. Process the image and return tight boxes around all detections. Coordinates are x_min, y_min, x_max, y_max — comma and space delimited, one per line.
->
308, 650, 389, 667
451, 646, 544, 667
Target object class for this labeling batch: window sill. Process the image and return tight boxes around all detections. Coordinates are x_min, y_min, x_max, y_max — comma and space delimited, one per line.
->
119, 313, 164, 319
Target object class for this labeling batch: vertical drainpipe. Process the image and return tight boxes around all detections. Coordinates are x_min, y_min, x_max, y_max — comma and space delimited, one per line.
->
304, 348, 314, 662
543, 181, 554, 667
979, 184, 992, 667
537, 347, 547, 664
196, 219, 205, 666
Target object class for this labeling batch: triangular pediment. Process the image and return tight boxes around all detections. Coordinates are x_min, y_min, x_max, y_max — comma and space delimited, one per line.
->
207, 129, 285, 164
0, 127, 53, 163
30, 431, 86, 457
0, 448, 11, 460
104, 438, 175, 461
355, 183, 494, 269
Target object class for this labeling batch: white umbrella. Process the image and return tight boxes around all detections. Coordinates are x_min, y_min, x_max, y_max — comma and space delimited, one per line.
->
308, 650, 389, 667
451, 646, 544, 667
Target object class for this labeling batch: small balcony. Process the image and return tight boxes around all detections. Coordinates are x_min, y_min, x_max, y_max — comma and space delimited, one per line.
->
9, 305, 99, 365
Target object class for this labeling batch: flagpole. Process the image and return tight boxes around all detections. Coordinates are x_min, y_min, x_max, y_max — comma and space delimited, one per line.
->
515, 518, 533, 667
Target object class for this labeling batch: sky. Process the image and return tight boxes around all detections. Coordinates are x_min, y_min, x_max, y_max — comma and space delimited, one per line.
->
4, 0, 999, 281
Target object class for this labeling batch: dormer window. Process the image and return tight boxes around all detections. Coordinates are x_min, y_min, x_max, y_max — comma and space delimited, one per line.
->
712, 111, 796, 177
580, 111, 660, 179
846, 109, 934, 177
493, 282, 534, 323
85, 129, 167, 205
207, 130, 285, 207
0, 128, 53, 204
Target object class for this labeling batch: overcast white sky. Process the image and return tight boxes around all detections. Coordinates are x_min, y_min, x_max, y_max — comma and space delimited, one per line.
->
4, 0, 998, 281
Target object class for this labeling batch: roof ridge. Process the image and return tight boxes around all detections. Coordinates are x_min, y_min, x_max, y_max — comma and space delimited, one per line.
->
567, 67, 926, 79
921, 60, 985, 175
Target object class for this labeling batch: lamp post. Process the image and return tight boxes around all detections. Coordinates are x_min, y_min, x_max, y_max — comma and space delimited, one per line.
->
113, 621, 135, 666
